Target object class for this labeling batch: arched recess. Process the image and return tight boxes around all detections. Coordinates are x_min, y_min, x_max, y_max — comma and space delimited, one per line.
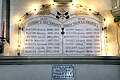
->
17, 4, 106, 56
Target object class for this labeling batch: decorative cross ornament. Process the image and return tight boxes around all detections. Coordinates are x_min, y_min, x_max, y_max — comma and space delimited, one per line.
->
56, 8, 70, 19
60, 8, 66, 19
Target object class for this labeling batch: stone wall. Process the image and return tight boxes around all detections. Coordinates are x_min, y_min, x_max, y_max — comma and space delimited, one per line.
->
118, 24, 120, 55
111, 0, 120, 55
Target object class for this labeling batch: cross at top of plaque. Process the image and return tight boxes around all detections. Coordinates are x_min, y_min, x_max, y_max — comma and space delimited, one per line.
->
60, 8, 66, 19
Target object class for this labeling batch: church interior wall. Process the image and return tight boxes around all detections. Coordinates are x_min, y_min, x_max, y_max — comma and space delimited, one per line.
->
2, 0, 119, 56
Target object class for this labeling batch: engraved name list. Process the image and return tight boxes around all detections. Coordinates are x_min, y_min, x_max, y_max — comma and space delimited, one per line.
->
20, 16, 101, 56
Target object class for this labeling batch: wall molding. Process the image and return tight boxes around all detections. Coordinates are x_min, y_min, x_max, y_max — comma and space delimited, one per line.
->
0, 56, 120, 65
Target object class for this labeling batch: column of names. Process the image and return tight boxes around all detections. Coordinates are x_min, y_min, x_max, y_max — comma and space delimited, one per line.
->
23, 25, 62, 55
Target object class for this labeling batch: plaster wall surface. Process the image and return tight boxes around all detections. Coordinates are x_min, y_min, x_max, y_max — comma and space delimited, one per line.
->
0, 64, 119, 80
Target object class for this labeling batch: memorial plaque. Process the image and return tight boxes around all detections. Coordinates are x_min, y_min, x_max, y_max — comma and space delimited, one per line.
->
21, 17, 62, 55
52, 64, 75, 80
20, 16, 101, 56
20, 7, 102, 56
63, 17, 101, 55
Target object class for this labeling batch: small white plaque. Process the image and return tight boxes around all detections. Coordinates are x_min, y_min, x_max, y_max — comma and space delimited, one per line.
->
52, 64, 75, 80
